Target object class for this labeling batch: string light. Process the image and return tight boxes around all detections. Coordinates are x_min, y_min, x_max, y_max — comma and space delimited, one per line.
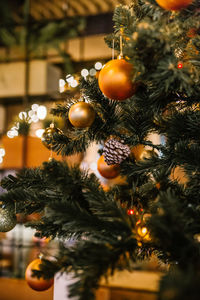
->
81, 69, 89, 78
127, 208, 134, 215
59, 79, 66, 93
31, 104, 39, 111
19, 112, 27, 120
37, 106, 47, 120
70, 80, 78, 88
89, 68, 96, 76
177, 62, 183, 69
7, 104, 47, 138
0, 147, 5, 164
94, 62, 103, 70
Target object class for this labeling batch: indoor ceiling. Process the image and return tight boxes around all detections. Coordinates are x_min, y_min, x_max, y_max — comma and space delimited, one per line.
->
29, 0, 131, 19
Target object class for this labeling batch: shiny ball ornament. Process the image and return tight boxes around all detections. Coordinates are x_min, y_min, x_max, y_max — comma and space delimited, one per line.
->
97, 155, 120, 179
98, 58, 136, 101
0, 208, 17, 232
25, 259, 54, 291
155, 0, 193, 11
42, 125, 63, 150
68, 102, 95, 128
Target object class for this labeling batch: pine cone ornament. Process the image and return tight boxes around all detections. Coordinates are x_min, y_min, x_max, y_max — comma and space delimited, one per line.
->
103, 138, 131, 165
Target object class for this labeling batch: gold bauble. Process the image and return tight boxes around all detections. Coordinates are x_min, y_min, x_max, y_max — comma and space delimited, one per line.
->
0, 208, 17, 232
131, 144, 145, 161
68, 102, 95, 128
42, 125, 63, 150
131, 145, 157, 162
25, 258, 54, 291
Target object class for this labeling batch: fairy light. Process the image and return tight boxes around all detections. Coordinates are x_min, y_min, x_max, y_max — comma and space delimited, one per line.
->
37, 105, 47, 120
89, 68, 96, 76
70, 80, 78, 88
31, 104, 39, 111
177, 62, 183, 69
94, 62, 103, 70
66, 74, 74, 84
127, 208, 134, 215
19, 112, 27, 120
59, 79, 66, 93
141, 227, 147, 235
0, 148, 5, 157
7, 131, 15, 138
81, 69, 89, 78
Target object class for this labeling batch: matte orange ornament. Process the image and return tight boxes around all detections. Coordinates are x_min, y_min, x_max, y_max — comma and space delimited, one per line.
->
155, 0, 193, 11
68, 102, 95, 128
97, 155, 120, 179
25, 258, 54, 291
98, 58, 136, 101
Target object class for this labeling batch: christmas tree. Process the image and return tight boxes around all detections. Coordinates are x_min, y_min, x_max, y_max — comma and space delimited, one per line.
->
1, 0, 200, 299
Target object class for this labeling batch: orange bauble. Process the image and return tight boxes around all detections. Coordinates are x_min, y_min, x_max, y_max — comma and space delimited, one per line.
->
98, 58, 136, 101
25, 259, 54, 291
155, 0, 193, 11
97, 155, 120, 179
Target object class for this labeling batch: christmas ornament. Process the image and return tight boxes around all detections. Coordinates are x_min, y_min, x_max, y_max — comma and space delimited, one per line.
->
103, 138, 131, 165
68, 102, 95, 128
42, 123, 63, 150
0, 207, 17, 232
25, 258, 54, 291
132, 146, 157, 162
139, 149, 158, 161
97, 155, 120, 179
98, 58, 137, 101
131, 144, 145, 161
155, 0, 193, 11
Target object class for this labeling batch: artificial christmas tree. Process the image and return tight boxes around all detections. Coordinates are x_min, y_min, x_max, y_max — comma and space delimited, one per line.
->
1, 1, 200, 300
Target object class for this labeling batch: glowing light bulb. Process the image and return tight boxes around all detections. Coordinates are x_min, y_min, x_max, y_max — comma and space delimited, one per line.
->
66, 75, 74, 83
94, 62, 102, 70
31, 104, 39, 111
89, 68, 96, 76
28, 110, 35, 117
59, 79, 65, 87
37, 105, 47, 120
177, 62, 183, 69
0, 148, 5, 157
127, 209, 134, 215
19, 112, 27, 120
141, 227, 147, 235
7, 131, 15, 138
70, 80, 78, 88
81, 69, 89, 77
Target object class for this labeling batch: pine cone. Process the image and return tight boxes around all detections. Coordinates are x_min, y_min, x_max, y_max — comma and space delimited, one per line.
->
103, 138, 131, 165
